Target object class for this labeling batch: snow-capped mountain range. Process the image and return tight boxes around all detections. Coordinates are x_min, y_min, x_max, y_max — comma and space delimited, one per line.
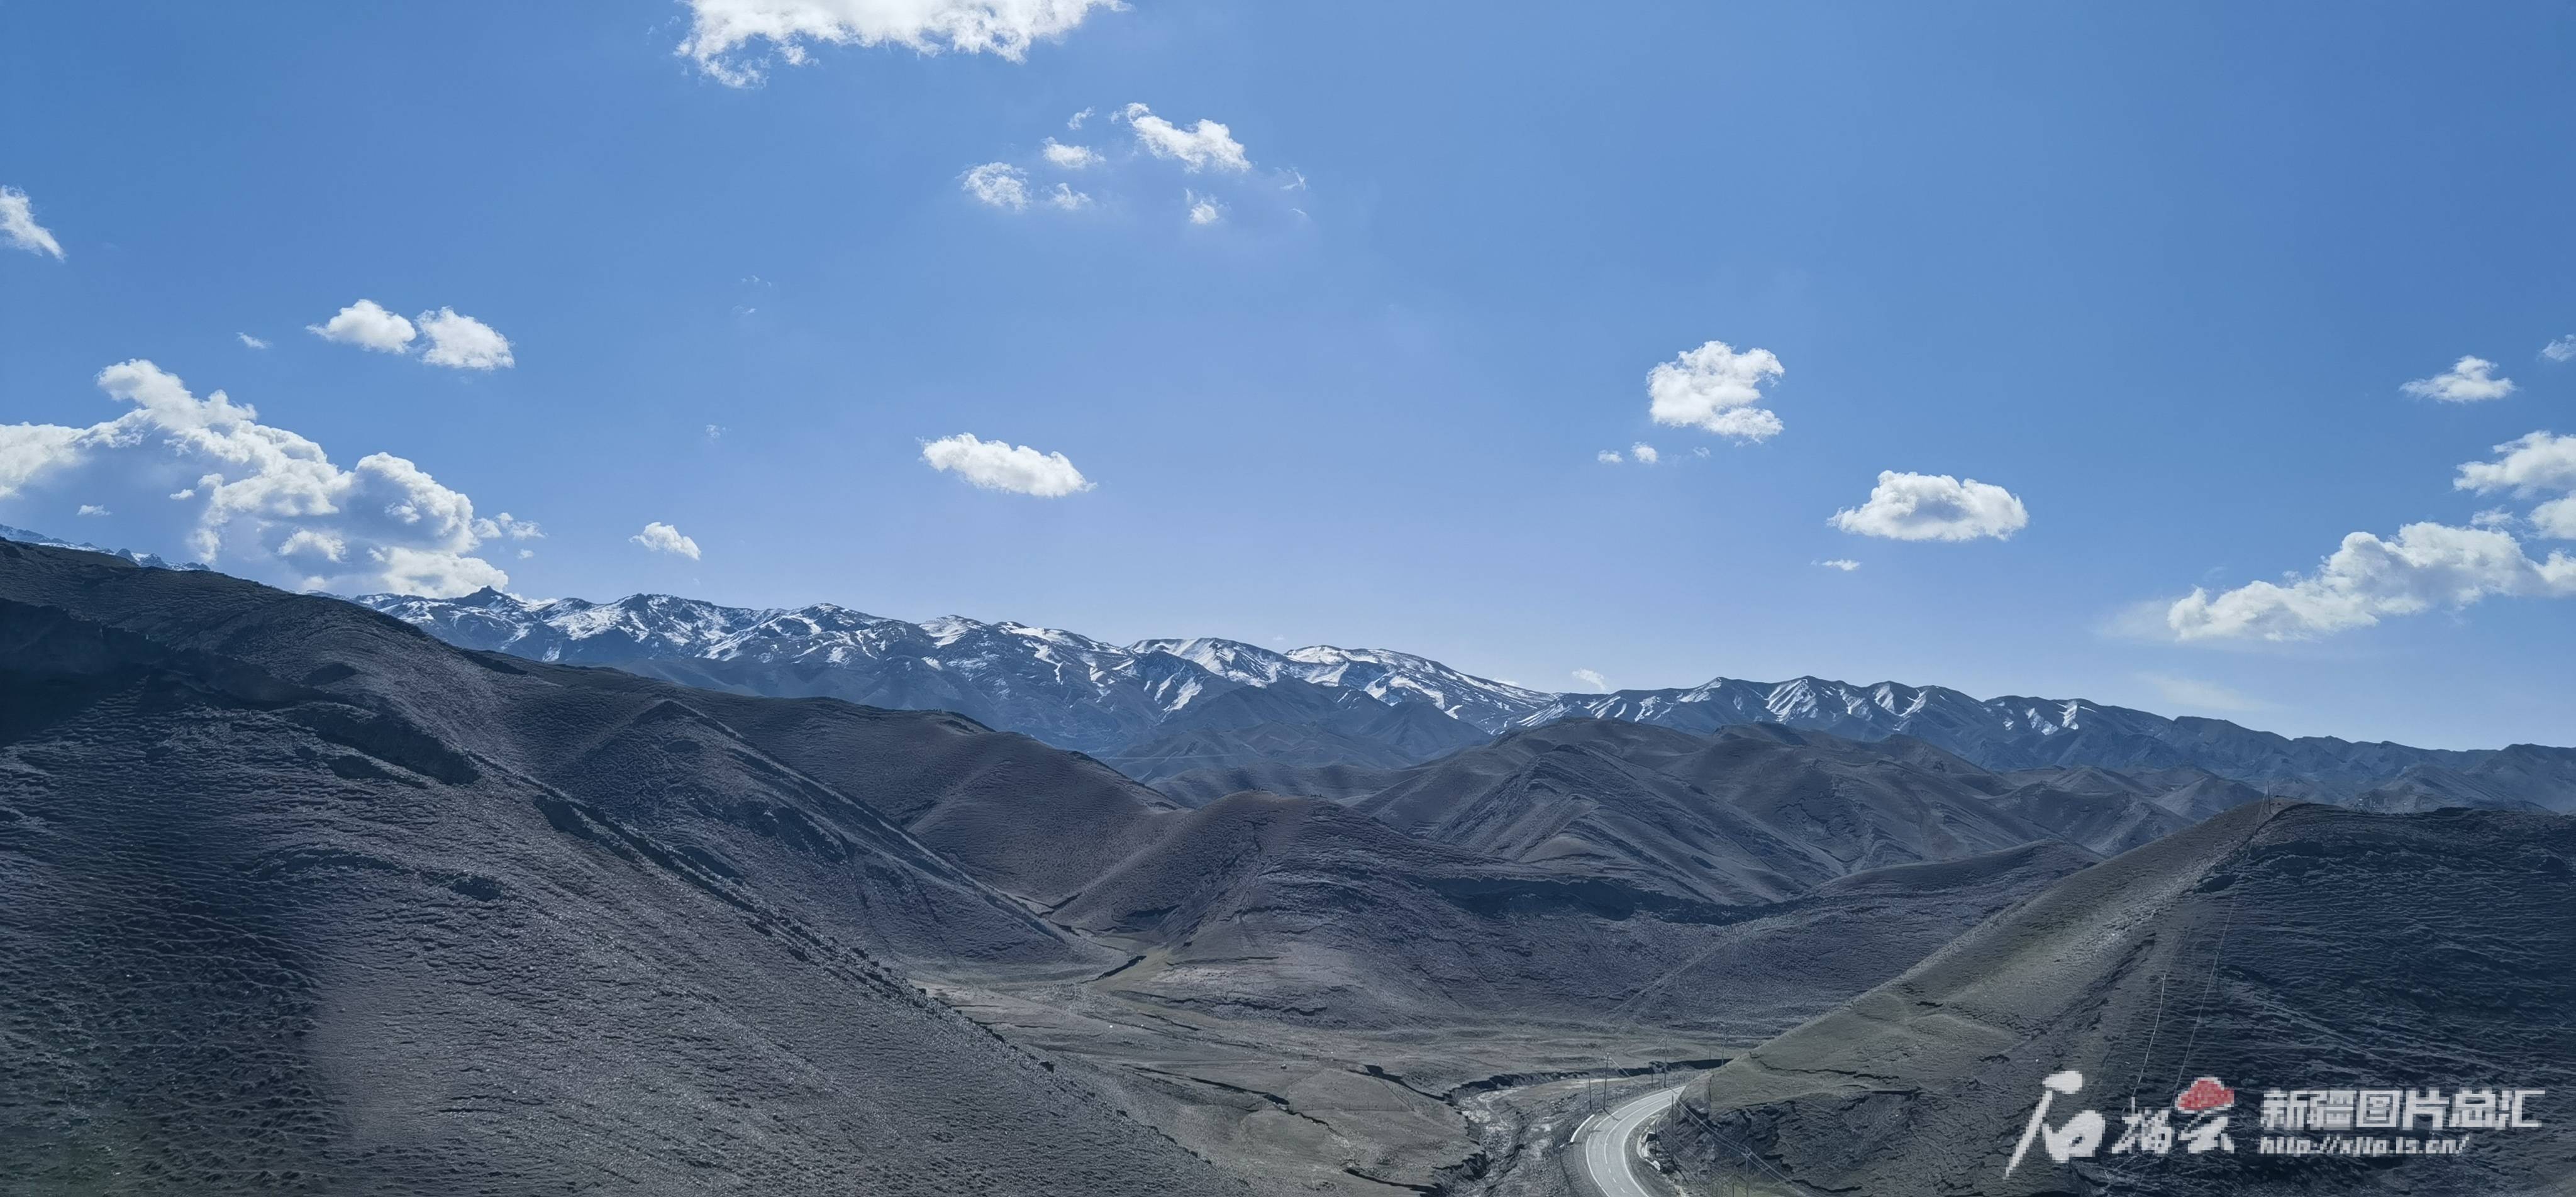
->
0, 524, 207, 573
352, 585, 2576, 807
353, 588, 1552, 753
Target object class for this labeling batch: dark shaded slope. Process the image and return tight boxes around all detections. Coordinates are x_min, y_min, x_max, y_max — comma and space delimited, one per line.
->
1674, 800, 2576, 1196
1101, 678, 1490, 784
2353, 743, 2576, 814
604, 643, 1231, 758
1054, 792, 2095, 1037
0, 543, 1239, 1195
2002, 763, 2272, 825
1106, 722, 1432, 781
1150, 759, 1406, 807
1355, 720, 2066, 902
1360, 730, 1838, 903
652, 694, 1183, 905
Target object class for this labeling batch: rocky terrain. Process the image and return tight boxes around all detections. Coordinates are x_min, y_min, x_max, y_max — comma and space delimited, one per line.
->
1670, 800, 2576, 1196
0, 542, 1235, 1195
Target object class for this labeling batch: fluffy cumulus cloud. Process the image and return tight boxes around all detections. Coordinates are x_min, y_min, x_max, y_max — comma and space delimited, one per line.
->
920, 433, 1092, 497
1816, 558, 1860, 571
474, 512, 544, 541
76, 504, 109, 517
0, 360, 518, 596
308, 299, 417, 353
2455, 431, 2576, 541
416, 307, 516, 370
1120, 103, 1250, 172
2534, 499, 2576, 541
962, 162, 1031, 211
1647, 340, 1785, 442
678, 0, 1119, 86
2167, 522, 2576, 641
630, 521, 701, 560
1041, 138, 1101, 168
1829, 471, 2029, 542
1570, 668, 1610, 692
1596, 449, 1623, 465
2543, 335, 2576, 364
2455, 431, 2576, 498
308, 300, 513, 370
1046, 183, 1093, 211
2400, 355, 2516, 403
2164, 431, 2576, 641
1629, 442, 1659, 465
1184, 189, 1223, 224
1, 186, 65, 260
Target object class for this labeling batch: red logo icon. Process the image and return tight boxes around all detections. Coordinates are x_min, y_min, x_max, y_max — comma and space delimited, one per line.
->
2174, 1077, 2235, 1113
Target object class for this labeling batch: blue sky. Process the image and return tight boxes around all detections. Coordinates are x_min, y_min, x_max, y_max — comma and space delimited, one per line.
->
5, 2, 2575, 748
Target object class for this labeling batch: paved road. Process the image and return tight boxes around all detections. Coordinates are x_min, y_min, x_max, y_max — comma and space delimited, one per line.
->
1576, 1084, 1683, 1197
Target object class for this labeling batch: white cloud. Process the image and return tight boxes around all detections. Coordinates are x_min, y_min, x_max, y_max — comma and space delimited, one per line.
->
1829, 471, 2029, 542
1629, 442, 1660, 465
275, 528, 346, 562
631, 521, 702, 560
472, 512, 543, 541
1570, 668, 1610, 692
1816, 558, 1860, 571
1647, 340, 1785, 442
677, 0, 1119, 86
238, 333, 270, 350
1120, 103, 1250, 172
1041, 138, 1102, 168
308, 299, 418, 353
1595, 449, 1623, 464
415, 307, 515, 370
1184, 190, 1223, 224
2401, 355, 2516, 403
2138, 673, 2272, 714
962, 162, 1031, 211
2543, 335, 2576, 363
921, 433, 1092, 497
2455, 431, 2576, 497
374, 545, 510, 595
2168, 521, 2576, 641
1046, 183, 1094, 211
2528, 497, 2576, 541
0, 185, 64, 260
0, 360, 518, 596
2457, 433, 2576, 542
75, 504, 108, 517
1067, 107, 1095, 130
517, 548, 536, 560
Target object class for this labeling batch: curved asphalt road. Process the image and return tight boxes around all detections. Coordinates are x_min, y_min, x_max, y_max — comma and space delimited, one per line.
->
1576, 1084, 1683, 1197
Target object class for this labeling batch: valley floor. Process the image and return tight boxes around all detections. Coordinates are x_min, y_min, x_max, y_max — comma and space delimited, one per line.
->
921, 964, 1731, 1197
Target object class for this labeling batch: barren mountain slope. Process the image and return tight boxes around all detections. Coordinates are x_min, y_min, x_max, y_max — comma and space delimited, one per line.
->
1053, 790, 2096, 1038
1673, 800, 2576, 1196
1355, 720, 2069, 902
0, 543, 1238, 1195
